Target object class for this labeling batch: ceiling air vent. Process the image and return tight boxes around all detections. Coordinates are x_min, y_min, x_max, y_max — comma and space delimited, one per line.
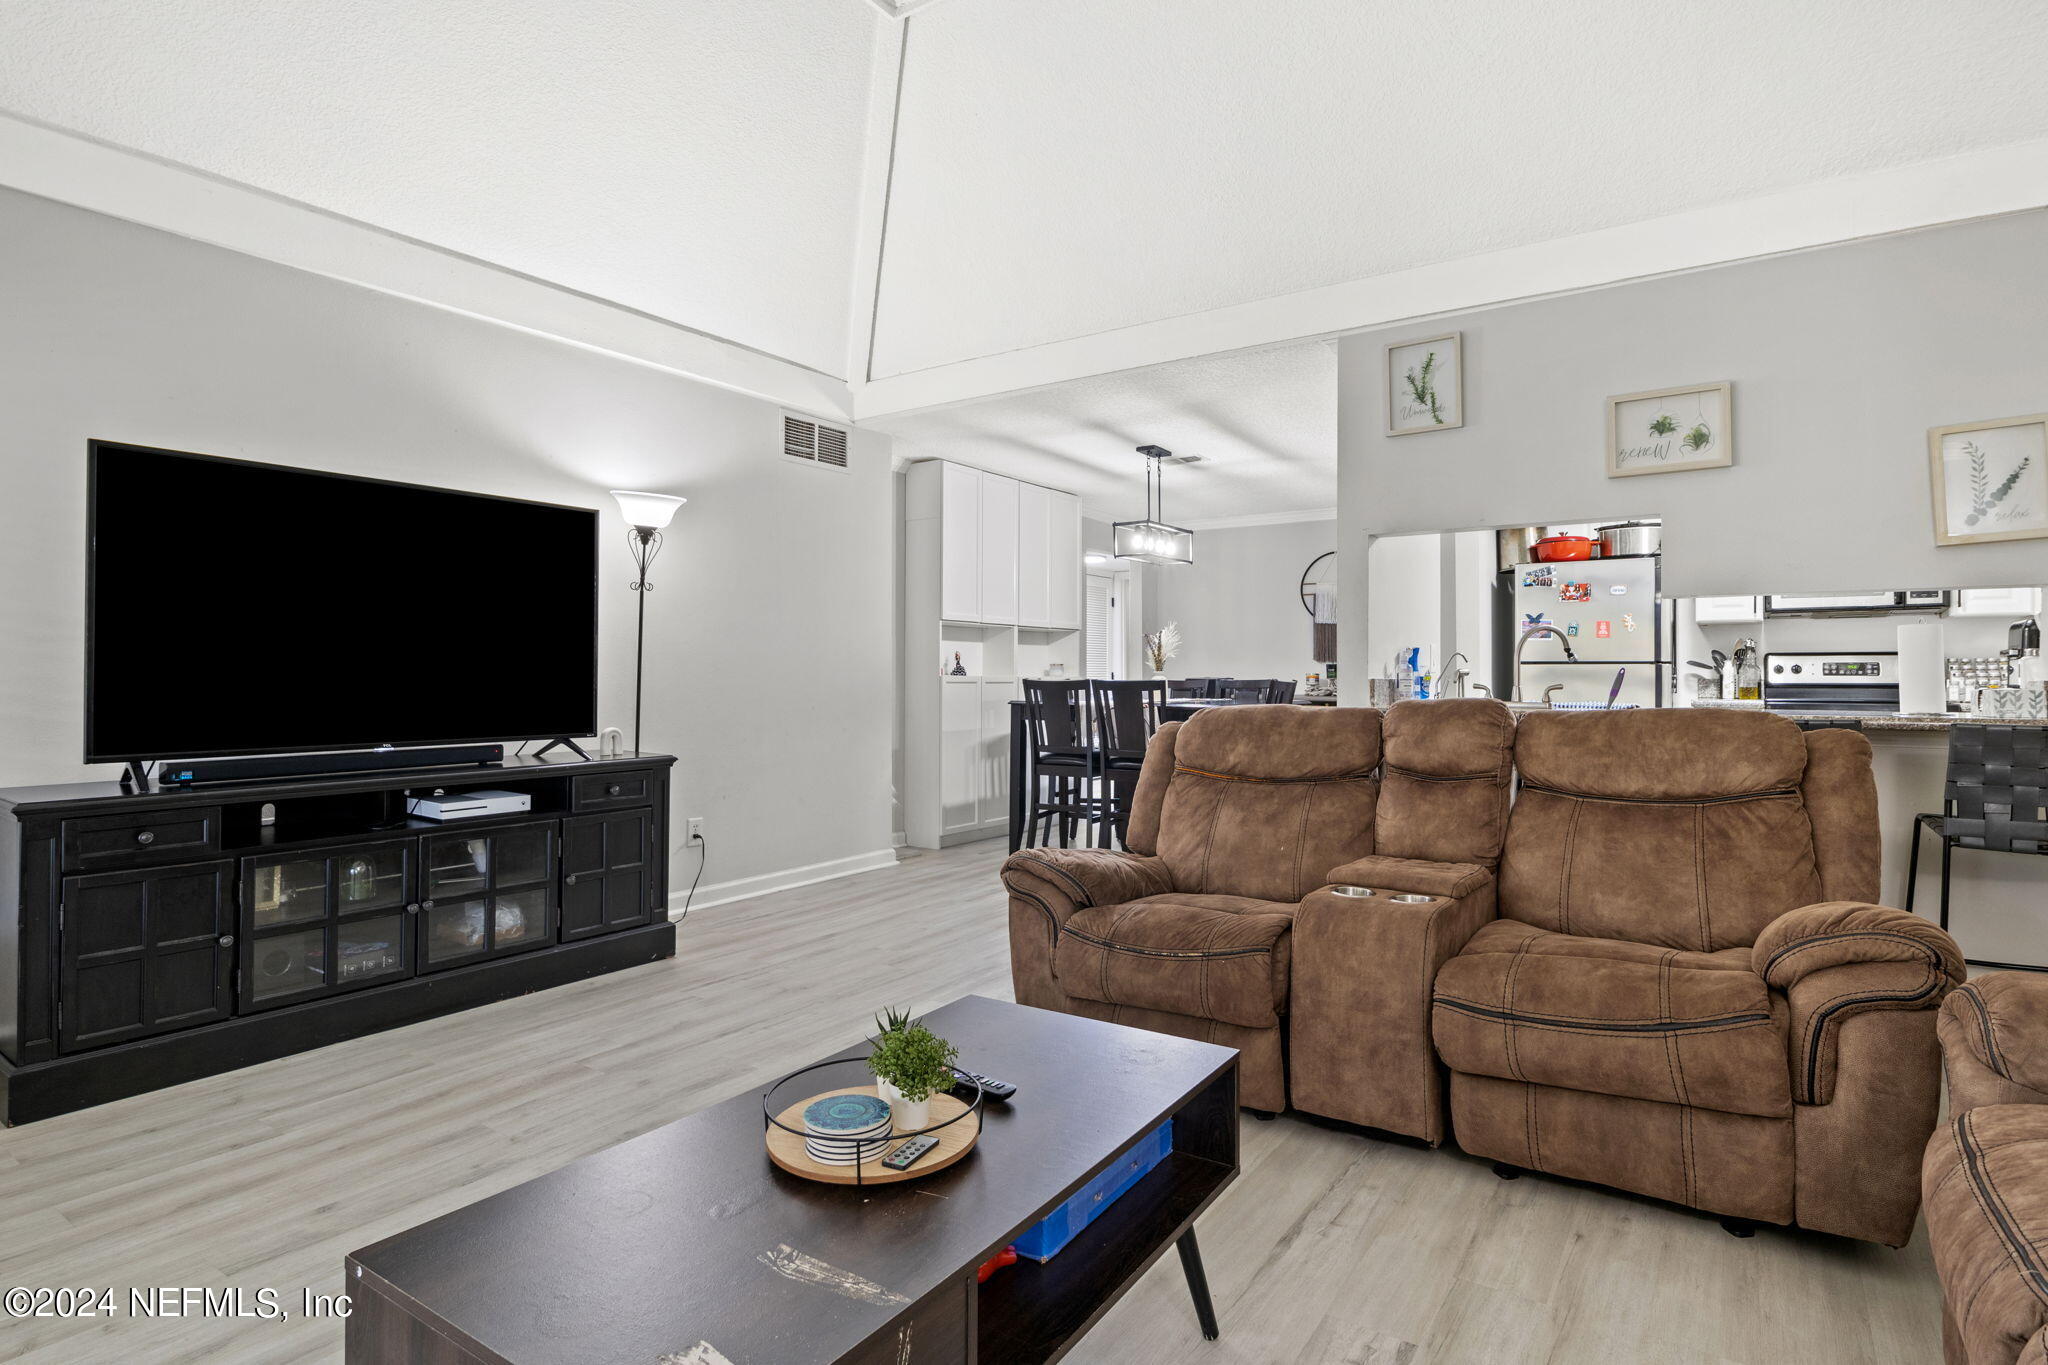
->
782, 413, 851, 471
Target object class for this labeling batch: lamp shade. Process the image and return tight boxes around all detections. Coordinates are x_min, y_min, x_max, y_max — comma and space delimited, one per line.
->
610, 489, 686, 530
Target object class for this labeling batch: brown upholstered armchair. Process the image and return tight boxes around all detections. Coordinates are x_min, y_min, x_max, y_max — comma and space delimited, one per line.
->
1000, 699, 1514, 1118
1432, 709, 1964, 1246
1925, 973, 2048, 1364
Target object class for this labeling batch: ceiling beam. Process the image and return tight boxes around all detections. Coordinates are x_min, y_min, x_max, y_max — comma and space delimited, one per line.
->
850, 134, 2048, 422
0, 112, 855, 421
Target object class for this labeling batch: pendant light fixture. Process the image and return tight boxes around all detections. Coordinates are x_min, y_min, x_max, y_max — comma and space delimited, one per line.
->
1113, 445, 1195, 566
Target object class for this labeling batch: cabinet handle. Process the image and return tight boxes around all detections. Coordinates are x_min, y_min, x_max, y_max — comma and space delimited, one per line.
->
565, 874, 579, 886
606, 784, 622, 797
405, 902, 420, 914
422, 899, 435, 910
135, 830, 155, 845
218, 934, 235, 948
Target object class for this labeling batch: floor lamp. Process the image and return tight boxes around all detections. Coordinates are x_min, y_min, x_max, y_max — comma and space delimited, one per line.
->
609, 489, 686, 755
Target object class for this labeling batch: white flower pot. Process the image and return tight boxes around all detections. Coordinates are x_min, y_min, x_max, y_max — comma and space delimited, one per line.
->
876, 1078, 930, 1133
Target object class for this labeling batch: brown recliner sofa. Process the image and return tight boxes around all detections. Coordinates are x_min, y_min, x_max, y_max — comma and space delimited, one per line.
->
1433, 709, 1964, 1245
1925, 972, 2048, 1364
1000, 700, 1512, 1115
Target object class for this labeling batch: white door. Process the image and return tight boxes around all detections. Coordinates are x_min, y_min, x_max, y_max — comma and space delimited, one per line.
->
979, 474, 1019, 625
1086, 575, 1115, 677
1048, 491, 1082, 629
939, 464, 980, 622
1017, 483, 1051, 627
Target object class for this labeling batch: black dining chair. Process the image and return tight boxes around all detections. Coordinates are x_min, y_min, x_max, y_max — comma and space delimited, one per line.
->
1020, 680, 1099, 848
1905, 723, 2048, 969
1166, 679, 1207, 699
1227, 679, 1276, 705
1088, 679, 1166, 848
1267, 679, 1298, 704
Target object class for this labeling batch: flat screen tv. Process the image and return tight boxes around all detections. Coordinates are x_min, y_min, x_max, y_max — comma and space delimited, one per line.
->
86, 441, 598, 763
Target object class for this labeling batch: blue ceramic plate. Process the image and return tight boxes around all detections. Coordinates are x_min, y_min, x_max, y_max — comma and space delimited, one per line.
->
803, 1092, 893, 1135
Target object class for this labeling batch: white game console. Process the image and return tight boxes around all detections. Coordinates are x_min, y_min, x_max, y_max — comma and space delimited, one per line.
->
405, 789, 532, 821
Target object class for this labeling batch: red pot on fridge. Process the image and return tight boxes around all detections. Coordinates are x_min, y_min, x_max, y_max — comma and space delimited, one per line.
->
1532, 535, 1597, 562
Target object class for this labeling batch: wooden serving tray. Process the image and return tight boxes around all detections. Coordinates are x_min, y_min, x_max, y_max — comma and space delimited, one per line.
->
766, 1086, 980, 1186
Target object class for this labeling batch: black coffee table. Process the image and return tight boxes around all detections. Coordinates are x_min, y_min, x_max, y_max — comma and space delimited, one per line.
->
345, 995, 1240, 1364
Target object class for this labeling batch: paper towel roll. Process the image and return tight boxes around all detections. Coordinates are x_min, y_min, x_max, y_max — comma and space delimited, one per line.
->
1897, 620, 1946, 715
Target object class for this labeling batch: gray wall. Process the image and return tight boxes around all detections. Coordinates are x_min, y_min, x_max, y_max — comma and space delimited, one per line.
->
1338, 208, 2048, 692
1144, 519, 1335, 684
0, 187, 895, 890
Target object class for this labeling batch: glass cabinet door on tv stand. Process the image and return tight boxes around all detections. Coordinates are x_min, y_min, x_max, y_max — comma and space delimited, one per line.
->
420, 822, 557, 972
239, 840, 415, 1011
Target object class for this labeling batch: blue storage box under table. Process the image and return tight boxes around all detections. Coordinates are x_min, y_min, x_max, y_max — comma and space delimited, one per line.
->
1012, 1120, 1173, 1262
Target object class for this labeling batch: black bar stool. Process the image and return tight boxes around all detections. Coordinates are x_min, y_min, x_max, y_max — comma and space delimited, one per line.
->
1088, 679, 1165, 848
1020, 680, 1098, 848
1905, 724, 2048, 969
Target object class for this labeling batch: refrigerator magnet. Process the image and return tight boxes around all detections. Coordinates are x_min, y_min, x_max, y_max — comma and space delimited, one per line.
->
1622, 613, 1638, 632
1609, 584, 1628, 595
1595, 621, 1612, 638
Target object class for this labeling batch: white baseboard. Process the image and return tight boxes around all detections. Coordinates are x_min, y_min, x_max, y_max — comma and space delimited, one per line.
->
669, 847, 899, 915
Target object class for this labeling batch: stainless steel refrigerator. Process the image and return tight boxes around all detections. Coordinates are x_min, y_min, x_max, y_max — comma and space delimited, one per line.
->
1509, 557, 1664, 706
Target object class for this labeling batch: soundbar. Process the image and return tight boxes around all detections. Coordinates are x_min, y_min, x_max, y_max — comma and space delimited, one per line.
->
156, 743, 504, 787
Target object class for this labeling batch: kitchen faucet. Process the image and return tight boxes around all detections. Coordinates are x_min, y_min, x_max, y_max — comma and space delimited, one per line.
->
1513, 625, 1579, 703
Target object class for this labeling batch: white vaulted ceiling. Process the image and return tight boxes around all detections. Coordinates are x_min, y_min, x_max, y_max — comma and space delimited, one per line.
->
0, 0, 877, 378
869, 341, 1336, 523
5, 1, 2048, 514
868, 0, 2048, 379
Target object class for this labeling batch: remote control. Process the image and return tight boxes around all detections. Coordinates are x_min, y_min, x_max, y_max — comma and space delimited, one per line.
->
950, 1070, 1018, 1102
881, 1134, 939, 1171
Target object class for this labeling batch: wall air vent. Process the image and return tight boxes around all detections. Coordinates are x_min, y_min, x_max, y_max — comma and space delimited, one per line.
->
782, 413, 852, 471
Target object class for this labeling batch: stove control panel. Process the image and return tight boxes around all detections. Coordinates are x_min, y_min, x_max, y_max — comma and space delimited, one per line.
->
1763, 652, 1898, 687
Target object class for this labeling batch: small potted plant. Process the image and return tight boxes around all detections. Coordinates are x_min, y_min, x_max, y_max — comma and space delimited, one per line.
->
868, 1007, 960, 1133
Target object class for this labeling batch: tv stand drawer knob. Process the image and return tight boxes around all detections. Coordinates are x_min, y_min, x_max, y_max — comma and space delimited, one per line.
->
565, 874, 579, 886
218, 935, 234, 948
606, 784, 622, 797
135, 830, 155, 845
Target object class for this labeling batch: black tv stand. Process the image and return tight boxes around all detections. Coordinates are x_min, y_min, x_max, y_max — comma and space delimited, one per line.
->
532, 736, 592, 761
0, 751, 676, 1123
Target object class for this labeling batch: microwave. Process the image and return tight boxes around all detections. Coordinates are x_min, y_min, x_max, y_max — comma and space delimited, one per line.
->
1764, 590, 1950, 616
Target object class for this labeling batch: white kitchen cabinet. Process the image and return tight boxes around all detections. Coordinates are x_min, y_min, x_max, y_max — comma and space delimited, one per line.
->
904, 459, 1084, 849
1954, 587, 2043, 617
939, 463, 981, 622
1048, 490, 1082, 629
1693, 595, 1763, 623
979, 474, 1019, 625
977, 682, 1015, 828
1016, 482, 1051, 627
940, 679, 982, 835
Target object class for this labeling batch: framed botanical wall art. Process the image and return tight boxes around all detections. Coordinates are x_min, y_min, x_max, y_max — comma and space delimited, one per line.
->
1385, 332, 1463, 435
1607, 381, 1732, 477
1928, 414, 2048, 547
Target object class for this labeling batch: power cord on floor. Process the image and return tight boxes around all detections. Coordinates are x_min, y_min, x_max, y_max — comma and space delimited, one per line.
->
678, 832, 707, 922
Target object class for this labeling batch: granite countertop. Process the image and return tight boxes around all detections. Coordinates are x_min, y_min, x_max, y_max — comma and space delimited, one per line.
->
1688, 699, 2046, 730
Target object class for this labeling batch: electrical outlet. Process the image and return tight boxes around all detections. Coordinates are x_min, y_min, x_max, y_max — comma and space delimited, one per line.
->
687, 817, 705, 844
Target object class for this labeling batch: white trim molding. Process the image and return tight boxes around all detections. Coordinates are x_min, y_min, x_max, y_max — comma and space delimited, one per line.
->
0, 112, 854, 421
1179, 507, 1338, 531
669, 847, 898, 915
852, 135, 2048, 420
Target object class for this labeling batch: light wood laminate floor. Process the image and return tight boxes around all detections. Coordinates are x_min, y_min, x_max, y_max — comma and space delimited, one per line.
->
0, 841, 1941, 1363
